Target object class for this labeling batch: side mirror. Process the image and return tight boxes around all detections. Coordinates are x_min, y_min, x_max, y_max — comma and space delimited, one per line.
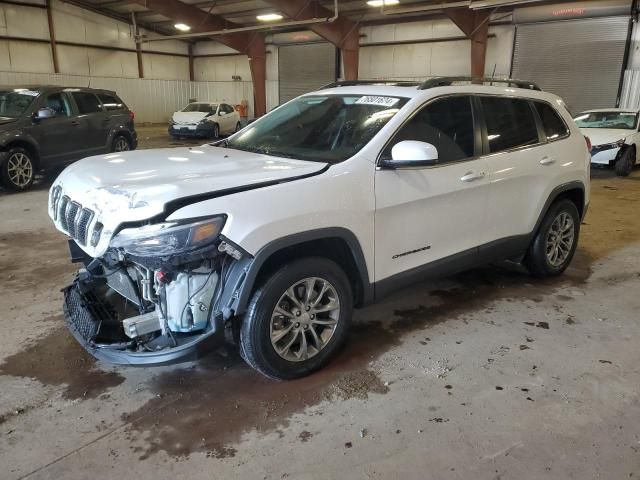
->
384, 140, 438, 168
34, 107, 56, 120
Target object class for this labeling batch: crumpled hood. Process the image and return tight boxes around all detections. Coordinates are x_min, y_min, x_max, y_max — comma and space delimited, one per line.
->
580, 128, 631, 146
172, 111, 209, 125
49, 145, 327, 256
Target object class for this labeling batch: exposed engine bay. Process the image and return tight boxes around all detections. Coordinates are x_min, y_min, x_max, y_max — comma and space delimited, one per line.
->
64, 237, 248, 365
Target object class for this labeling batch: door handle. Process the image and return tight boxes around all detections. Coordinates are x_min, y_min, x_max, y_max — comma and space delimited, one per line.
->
540, 156, 556, 165
460, 171, 485, 182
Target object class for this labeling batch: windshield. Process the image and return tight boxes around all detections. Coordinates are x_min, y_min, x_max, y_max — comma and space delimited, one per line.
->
574, 111, 638, 130
0, 89, 39, 118
226, 94, 409, 163
183, 103, 217, 113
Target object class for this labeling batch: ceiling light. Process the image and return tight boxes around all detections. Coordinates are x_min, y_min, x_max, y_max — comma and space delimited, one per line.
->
367, 0, 400, 6
174, 23, 191, 31
256, 13, 283, 22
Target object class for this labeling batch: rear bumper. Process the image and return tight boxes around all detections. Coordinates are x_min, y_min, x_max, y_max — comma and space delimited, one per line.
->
62, 277, 224, 366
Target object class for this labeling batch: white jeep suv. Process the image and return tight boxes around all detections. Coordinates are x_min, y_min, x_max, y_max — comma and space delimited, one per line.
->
49, 77, 590, 379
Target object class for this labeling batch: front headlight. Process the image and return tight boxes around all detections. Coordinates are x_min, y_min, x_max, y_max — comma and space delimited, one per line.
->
110, 216, 226, 257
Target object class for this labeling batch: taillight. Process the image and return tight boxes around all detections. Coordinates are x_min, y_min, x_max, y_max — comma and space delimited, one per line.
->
129, 111, 135, 122
584, 135, 592, 153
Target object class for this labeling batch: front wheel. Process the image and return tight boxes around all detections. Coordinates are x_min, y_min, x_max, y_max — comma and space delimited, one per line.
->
1, 147, 35, 191
235, 121, 242, 132
525, 199, 580, 277
209, 123, 220, 139
240, 258, 353, 380
615, 147, 634, 177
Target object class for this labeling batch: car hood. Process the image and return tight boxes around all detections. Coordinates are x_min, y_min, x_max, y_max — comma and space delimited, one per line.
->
50, 145, 328, 256
580, 128, 631, 146
172, 111, 209, 125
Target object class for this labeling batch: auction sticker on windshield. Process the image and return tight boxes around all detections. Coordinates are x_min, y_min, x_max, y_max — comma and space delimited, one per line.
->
355, 96, 400, 107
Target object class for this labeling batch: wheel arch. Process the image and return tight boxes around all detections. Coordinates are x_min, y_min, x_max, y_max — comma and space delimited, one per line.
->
1, 138, 41, 169
533, 181, 586, 235
231, 228, 373, 316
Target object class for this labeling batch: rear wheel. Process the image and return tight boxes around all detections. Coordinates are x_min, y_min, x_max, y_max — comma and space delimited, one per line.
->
525, 199, 580, 277
615, 147, 634, 176
240, 257, 353, 379
112, 135, 131, 152
1, 147, 35, 191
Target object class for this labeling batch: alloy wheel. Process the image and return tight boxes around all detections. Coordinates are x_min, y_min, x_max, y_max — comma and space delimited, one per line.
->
6, 152, 33, 188
114, 137, 130, 152
270, 277, 340, 362
545, 211, 575, 267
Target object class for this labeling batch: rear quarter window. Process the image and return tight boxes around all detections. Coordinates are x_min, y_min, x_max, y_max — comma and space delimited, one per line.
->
533, 101, 569, 141
98, 93, 125, 111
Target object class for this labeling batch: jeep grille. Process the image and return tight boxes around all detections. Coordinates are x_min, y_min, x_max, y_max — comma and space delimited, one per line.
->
52, 187, 98, 247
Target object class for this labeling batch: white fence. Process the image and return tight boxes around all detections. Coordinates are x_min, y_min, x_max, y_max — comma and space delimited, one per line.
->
0, 71, 255, 123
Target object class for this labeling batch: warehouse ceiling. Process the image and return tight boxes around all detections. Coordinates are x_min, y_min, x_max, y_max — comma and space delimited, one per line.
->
63, 0, 566, 38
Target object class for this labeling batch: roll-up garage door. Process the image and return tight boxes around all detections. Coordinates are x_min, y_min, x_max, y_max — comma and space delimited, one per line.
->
278, 43, 336, 104
511, 17, 630, 113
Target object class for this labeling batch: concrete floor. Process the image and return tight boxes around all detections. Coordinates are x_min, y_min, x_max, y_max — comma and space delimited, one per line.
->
1, 126, 640, 479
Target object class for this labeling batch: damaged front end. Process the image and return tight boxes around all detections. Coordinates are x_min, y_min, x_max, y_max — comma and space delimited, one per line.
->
62, 215, 249, 366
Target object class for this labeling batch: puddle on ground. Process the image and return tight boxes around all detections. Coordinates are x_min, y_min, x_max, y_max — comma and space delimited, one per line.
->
0, 325, 124, 400
121, 249, 593, 461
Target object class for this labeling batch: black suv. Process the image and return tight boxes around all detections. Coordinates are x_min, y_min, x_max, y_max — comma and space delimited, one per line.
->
0, 86, 137, 191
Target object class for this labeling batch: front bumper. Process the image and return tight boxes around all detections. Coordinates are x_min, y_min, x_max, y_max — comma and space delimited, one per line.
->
168, 123, 214, 138
590, 145, 620, 165
62, 277, 224, 366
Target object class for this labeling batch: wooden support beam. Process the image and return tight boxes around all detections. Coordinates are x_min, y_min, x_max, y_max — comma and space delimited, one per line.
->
446, 8, 491, 79
45, 0, 59, 73
132, 0, 266, 116
263, 0, 360, 80
188, 43, 195, 81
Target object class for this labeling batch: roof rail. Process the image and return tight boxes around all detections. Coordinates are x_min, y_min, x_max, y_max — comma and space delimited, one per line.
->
321, 80, 421, 89
419, 77, 541, 91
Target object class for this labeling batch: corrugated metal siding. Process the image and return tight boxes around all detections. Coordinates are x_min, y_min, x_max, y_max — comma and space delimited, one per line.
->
0, 71, 253, 122
278, 43, 336, 104
512, 17, 630, 113
620, 69, 640, 110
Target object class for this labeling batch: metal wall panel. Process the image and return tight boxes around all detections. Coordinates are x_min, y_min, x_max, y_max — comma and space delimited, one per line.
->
278, 43, 336, 104
620, 69, 640, 110
511, 17, 630, 113
0, 71, 253, 123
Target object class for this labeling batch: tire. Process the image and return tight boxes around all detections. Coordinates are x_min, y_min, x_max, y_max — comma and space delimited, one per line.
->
1, 147, 35, 191
524, 199, 580, 278
112, 134, 131, 152
240, 257, 353, 380
235, 121, 242, 132
210, 123, 220, 139
615, 147, 634, 177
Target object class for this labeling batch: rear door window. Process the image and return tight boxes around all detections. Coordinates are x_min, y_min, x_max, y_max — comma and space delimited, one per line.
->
533, 101, 569, 141
480, 97, 539, 153
71, 92, 102, 114
98, 94, 124, 111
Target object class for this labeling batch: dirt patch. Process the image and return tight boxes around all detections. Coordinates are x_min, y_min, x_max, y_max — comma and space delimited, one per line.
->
0, 326, 124, 400
121, 253, 595, 462
0, 230, 75, 293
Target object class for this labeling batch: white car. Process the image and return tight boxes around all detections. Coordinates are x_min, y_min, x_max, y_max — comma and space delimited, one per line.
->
169, 101, 241, 139
49, 77, 590, 379
574, 108, 640, 176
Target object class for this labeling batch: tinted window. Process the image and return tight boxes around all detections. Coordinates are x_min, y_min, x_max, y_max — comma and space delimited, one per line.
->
45, 93, 71, 117
481, 97, 539, 153
98, 94, 124, 111
72, 92, 102, 114
382, 96, 475, 163
534, 102, 568, 140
